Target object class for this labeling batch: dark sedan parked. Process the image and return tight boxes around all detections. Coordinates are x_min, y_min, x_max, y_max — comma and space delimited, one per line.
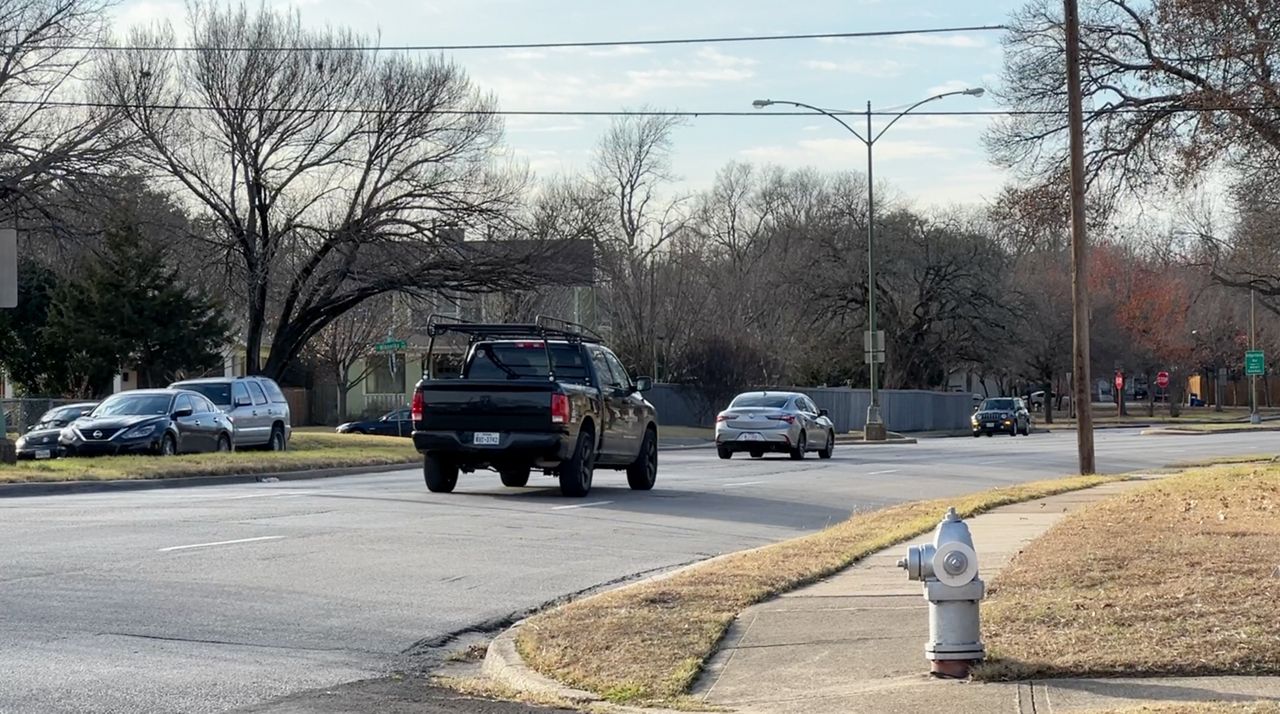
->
60, 390, 234, 456
336, 408, 412, 437
15, 402, 97, 460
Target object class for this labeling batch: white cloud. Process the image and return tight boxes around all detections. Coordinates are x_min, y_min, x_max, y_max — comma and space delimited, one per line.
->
505, 50, 548, 61
895, 34, 987, 49
926, 79, 986, 97
695, 47, 757, 68
804, 59, 906, 77
114, 1, 185, 33
740, 137, 972, 164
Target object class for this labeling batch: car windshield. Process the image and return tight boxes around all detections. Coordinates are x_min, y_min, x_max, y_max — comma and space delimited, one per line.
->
94, 394, 173, 417
175, 382, 231, 406
464, 343, 591, 384
730, 394, 791, 409
980, 399, 1016, 411
39, 406, 88, 424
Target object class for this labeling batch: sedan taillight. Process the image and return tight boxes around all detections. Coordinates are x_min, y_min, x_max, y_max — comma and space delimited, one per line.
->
411, 391, 424, 422
769, 414, 797, 424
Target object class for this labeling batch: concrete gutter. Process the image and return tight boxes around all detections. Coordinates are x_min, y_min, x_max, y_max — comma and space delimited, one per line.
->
0, 461, 422, 499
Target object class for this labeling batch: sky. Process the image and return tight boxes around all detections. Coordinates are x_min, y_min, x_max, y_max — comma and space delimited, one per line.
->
112, 0, 1028, 208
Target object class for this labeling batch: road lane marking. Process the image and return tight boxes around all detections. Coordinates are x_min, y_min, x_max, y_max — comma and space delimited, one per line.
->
723, 481, 766, 488
866, 469, 900, 475
551, 501, 614, 511
158, 536, 286, 552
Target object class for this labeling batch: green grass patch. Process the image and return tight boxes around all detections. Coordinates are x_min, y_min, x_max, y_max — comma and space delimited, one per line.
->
0, 432, 417, 484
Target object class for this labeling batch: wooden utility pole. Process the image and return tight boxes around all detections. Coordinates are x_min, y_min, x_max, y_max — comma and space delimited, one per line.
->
1065, 0, 1095, 473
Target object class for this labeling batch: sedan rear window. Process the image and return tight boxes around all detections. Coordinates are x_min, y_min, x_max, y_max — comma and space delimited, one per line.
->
730, 394, 791, 409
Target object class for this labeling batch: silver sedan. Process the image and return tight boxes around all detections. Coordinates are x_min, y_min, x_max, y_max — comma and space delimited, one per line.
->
715, 391, 836, 460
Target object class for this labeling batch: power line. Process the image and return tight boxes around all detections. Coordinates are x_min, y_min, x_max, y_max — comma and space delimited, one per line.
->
41, 24, 1008, 53
4, 97, 1277, 118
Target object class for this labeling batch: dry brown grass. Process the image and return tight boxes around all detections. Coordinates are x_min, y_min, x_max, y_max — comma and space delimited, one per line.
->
1085, 704, 1280, 714
515, 474, 1117, 706
979, 465, 1280, 681
0, 433, 417, 483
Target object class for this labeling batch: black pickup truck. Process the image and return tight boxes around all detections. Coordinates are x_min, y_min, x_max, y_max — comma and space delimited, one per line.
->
411, 317, 659, 497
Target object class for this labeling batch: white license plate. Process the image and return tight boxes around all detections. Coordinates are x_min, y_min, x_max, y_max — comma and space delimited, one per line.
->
34, 449, 51, 460
984, 422, 995, 428
473, 432, 501, 446
738, 433, 765, 442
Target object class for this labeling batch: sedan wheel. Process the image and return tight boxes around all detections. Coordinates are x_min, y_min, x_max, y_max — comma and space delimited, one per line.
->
216, 434, 232, 452
789, 432, 807, 460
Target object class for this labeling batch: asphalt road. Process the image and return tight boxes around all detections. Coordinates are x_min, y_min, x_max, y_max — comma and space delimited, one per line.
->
1, 428, 1274, 714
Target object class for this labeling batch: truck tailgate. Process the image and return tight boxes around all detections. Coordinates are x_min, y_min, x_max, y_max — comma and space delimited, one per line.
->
419, 380, 557, 433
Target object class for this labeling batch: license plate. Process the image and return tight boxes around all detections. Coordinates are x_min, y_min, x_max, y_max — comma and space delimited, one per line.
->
738, 433, 765, 442
473, 432, 500, 446
984, 422, 994, 428
34, 449, 51, 460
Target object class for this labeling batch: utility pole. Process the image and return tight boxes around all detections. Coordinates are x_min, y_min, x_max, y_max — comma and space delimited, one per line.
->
1065, 0, 1095, 473
1251, 288, 1261, 423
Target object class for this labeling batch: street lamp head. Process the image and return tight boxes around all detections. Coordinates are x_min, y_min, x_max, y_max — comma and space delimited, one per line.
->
752, 99, 774, 108
963, 87, 985, 97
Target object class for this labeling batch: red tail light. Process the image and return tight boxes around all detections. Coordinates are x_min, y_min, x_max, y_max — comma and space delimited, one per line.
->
551, 393, 571, 424
769, 414, 796, 424
411, 390, 424, 422
716, 413, 736, 422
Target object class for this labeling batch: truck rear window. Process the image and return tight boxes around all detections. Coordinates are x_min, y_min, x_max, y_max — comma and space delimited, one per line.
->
464, 343, 591, 383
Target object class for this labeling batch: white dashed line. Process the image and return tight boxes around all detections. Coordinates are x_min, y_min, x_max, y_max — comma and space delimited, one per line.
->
723, 481, 766, 488
158, 536, 286, 552
550, 501, 614, 511
866, 469, 900, 475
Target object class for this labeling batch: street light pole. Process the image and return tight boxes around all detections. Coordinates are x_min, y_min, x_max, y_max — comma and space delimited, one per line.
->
1251, 288, 1260, 424
753, 88, 984, 440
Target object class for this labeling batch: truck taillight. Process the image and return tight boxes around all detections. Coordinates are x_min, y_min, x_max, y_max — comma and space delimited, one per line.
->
551, 393, 570, 424
411, 391, 424, 422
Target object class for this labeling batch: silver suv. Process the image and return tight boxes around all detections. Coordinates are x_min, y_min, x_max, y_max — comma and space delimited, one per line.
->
169, 376, 292, 450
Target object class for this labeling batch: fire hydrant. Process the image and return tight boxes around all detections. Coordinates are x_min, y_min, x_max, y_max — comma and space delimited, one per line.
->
896, 507, 985, 678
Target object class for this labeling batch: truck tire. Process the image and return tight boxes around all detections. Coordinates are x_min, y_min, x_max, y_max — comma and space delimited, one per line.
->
500, 466, 530, 488
559, 429, 595, 498
627, 427, 658, 491
424, 455, 458, 493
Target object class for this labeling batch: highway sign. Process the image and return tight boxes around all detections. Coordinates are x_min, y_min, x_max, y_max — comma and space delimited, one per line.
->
1246, 350, 1265, 376
374, 339, 407, 353
863, 330, 884, 352
1156, 371, 1170, 389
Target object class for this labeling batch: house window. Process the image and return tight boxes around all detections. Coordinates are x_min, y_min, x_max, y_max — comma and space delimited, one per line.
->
369, 353, 406, 394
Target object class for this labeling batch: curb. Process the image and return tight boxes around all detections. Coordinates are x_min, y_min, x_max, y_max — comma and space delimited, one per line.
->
0, 461, 420, 498
835, 437, 918, 446
482, 623, 603, 705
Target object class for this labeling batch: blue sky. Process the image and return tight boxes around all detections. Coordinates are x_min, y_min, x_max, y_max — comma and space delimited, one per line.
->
114, 0, 1027, 207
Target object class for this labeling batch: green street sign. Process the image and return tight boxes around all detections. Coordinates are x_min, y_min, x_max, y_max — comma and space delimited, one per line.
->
374, 340, 407, 353
1246, 350, 1265, 376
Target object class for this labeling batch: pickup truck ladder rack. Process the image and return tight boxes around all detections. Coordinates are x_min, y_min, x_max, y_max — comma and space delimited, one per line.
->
423, 314, 602, 381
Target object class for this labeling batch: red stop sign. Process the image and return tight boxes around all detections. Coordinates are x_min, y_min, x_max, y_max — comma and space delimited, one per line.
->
1156, 371, 1170, 389
1115, 372, 1124, 391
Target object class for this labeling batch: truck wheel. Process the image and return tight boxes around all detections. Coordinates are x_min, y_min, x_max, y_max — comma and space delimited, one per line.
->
424, 455, 458, 493
789, 431, 807, 460
559, 430, 594, 497
627, 428, 657, 491
500, 467, 530, 488
717, 445, 732, 460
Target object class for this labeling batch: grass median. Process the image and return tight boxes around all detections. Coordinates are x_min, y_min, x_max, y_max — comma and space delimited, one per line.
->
978, 464, 1280, 681
514, 473, 1118, 706
0, 432, 418, 484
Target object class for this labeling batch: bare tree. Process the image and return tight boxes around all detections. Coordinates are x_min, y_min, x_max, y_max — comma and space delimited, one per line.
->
101, 2, 534, 378
0, 0, 123, 222
305, 294, 404, 420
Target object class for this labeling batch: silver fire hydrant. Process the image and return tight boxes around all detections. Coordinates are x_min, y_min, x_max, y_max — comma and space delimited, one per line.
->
896, 507, 985, 678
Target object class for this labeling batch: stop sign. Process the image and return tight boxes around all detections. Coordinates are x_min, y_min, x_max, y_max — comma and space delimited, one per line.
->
1157, 371, 1170, 389
1115, 372, 1124, 391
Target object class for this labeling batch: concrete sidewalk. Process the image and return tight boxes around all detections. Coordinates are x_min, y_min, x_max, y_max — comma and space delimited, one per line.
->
692, 478, 1280, 713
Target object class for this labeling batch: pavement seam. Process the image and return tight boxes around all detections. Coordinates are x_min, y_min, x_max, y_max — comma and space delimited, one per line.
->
698, 609, 759, 703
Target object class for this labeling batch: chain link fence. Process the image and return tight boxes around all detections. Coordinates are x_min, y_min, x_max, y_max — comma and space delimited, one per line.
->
1, 398, 91, 435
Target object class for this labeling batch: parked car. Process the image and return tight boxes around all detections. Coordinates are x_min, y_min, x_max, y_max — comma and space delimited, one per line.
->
715, 391, 835, 460
15, 402, 97, 460
60, 389, 234, 456
337, 408, 412, 437
170, 376, 292, 451
971, 397, 1032, 437
412, 316, 658, 497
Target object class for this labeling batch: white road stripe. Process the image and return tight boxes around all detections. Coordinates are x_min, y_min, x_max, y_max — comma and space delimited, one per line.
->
866, 469, 900, 475
723, 481, 766, 488
158, 536, 286, 552
550, 501, 614, 511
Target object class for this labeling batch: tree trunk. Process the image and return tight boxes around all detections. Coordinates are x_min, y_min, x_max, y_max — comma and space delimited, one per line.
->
1146, 370, 1155, 417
